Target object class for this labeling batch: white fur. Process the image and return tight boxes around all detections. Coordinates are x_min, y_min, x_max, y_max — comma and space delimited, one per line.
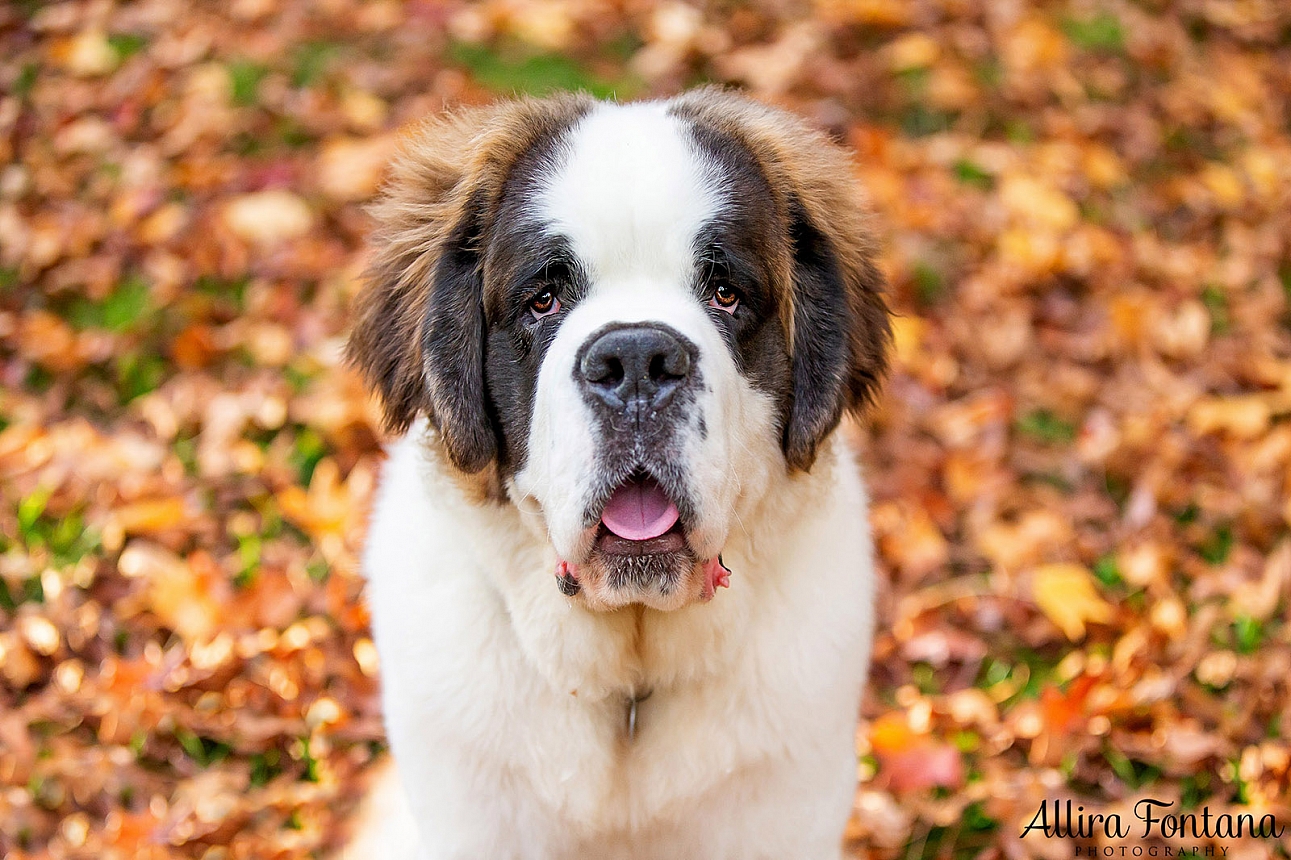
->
344, 101, 877, 860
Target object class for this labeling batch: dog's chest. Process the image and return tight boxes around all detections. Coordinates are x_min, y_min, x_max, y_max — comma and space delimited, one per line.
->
515, 647, 770, 835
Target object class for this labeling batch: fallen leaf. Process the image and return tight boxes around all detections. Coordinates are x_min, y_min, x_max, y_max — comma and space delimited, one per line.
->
1031, 563, 1114, 640
223, 190, 315, 244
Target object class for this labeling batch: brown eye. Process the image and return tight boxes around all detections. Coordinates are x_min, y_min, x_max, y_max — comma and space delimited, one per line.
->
709, 283, 739, 313
529, 289, 560, 319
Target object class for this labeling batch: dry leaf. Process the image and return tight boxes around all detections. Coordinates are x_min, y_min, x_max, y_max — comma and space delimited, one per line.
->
1031, 563, 1114, 640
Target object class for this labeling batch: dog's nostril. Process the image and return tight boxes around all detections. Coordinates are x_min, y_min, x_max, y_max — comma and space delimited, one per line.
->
580, 351, 624, 388
605, 357, 624, 385
588, 356, 623, 386
650, 349, 689, 382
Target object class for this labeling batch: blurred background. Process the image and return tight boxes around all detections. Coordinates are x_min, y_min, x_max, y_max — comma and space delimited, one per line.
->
2, 1, 1291, 858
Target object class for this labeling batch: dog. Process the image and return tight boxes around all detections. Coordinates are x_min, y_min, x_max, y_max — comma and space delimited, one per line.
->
342, 87, 891, 860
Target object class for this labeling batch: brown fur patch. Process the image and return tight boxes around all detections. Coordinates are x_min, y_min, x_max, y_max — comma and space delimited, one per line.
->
671, 85, 893, 470
670, 87, 892, 418
345, 94, 593, 445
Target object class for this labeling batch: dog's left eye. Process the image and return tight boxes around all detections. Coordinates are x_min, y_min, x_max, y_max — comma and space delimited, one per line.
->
708, 282, 740, 314
529, 289, 561, 319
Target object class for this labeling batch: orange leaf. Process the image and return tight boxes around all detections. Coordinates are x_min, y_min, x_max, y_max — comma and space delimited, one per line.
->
112, 497, 188, 535
1031, 563, 1114, 641
869, 712, 919, 755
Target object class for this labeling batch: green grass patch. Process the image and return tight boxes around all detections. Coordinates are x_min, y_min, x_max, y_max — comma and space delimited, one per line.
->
228, 60, 269, 107
1093, 555, 1123, 587
24, 364, 56, 393
229, 131, 264, 157
979, 651, 1050, 702
1180, 771, 1214, 809
1103, 473, 1130, 510
1201, 285, 1230, 334
973, 57, 1003, 89
448, 41, 632, 99
899, 103, 956, 138
306, 558, 330, 583
17, 485, 53, 541
1104, 746, 1161, 789
194, 274, 249, 314
952, 158, 994, 190
1016, 409, 1076, 445
1005, 119, 1034, 143
912, 261, 946, 306
234, 533, 261, 588
250, 749, 283, 787
914, 805, 1000, 860
290, 427, 329, 485
275, 118, 315, 149
911, 662, 939, 695
1062, 12, 1126, 53
1230, 756, 1249, 804
1197, 523, 1233, 565
66, 275, 152, 333
172, 435, 199, 476
895, 66, 930, 95
108, 33, 148, 61
299, 736, 319, 782
175, 730, 232, 768
0, 576, 45, 610
1232, 615, 1263, 654
291, 41, 340, 88
114, 351, 167, 403
14, 63, 39, 99
16, 487, 99, 569
963, 801, 998, 834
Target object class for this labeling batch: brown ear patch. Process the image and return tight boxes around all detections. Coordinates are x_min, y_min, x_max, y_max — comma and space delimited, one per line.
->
670, 87, 892, 468
346, 95, 593, 467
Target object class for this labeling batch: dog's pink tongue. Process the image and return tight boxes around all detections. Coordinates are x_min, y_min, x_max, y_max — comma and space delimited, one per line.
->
601, 478, 679, 541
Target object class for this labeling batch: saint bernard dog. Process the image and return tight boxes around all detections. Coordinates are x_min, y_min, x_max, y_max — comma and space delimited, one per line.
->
343, 88, 892, 860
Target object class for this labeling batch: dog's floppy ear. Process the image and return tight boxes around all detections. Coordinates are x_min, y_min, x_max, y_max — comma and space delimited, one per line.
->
780, 183, 891, 471
347, 97, 590, 473
346, 110, 495, 473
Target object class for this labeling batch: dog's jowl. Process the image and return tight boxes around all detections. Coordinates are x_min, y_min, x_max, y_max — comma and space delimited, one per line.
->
343, 88, 891, 860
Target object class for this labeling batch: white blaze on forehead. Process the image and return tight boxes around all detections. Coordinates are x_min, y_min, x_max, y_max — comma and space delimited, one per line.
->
536, 102, 719, 288
515, 99, 774, 567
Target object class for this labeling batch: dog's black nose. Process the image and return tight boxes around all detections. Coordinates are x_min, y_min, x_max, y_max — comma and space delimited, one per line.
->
578, 324, 692, 414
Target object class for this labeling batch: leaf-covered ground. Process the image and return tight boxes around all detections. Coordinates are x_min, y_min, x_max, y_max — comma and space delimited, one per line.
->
2, 1, 1291, 858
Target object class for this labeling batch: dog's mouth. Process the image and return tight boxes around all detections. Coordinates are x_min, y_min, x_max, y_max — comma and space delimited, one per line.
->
553, 472, 721, 610
596, 474, 685, 555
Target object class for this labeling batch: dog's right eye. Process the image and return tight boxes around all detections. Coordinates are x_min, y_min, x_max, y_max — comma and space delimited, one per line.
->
528, 260, 573, 320
529, 289, 561, 319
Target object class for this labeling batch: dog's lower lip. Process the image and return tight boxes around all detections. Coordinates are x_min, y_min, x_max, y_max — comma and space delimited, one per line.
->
595, 522, 686, 556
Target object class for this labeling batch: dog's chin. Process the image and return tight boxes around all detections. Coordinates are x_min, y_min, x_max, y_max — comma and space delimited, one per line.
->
572, 524, 705, 612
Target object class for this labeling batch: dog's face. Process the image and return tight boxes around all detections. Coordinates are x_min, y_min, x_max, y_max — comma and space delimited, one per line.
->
349, 91, 889, 611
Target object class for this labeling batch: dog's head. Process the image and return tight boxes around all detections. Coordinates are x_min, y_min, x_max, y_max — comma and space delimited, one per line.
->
349, 89, 890, 611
